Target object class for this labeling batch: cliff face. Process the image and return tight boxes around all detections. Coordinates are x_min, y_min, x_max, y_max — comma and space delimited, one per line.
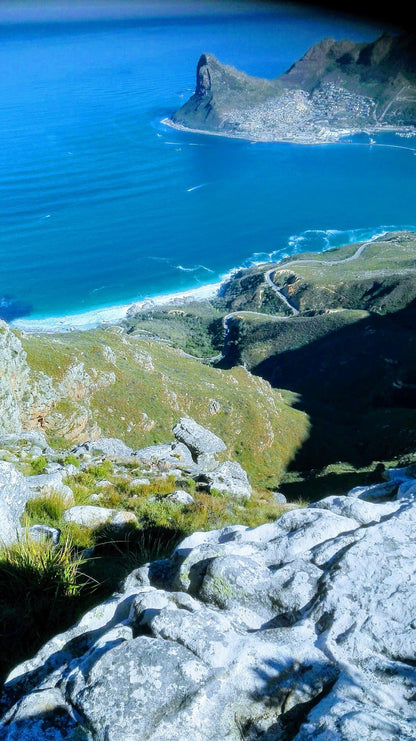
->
0, 321, 55, 435
171, 33, 416, 142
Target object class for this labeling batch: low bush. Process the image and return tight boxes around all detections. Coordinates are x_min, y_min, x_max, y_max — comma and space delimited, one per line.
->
59, 453, 81, 468
24, 491, 67, 527
0, 536, 88, 684
29, 455, 48, 475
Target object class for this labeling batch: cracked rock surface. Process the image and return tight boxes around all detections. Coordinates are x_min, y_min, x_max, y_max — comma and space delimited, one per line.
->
1, 468, 415, 740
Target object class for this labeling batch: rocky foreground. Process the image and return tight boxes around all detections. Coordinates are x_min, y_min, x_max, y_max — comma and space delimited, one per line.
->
0, 418, 252, 549
1, 459, 415, 740
171, 34, 416, 143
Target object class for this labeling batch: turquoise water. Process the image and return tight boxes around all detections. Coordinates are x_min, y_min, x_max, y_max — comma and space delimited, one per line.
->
0, 4, 414, 328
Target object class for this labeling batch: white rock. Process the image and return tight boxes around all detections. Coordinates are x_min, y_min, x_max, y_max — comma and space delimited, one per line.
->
173, 417, 226, 459
311, 494, 401, 524
0, 462, 29, 545
167, 490, 195, 505
62, 505, 115, 528
204, 460, 252, 499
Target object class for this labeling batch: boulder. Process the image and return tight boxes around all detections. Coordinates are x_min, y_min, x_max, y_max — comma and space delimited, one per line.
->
110, 510, 138, 528
73, 437, 133, 458
0, 462, 29, 545
311, 493, 401, 524
172, 417, 226, 464
0, 431, 53, 456
62, 505, 137, 530
62, 505, 116, 528
167, 490, 195, 505
27, 524, 61, 545
203, 460, 252, 499
134, 441, 193, 468
26, 471, 74, 506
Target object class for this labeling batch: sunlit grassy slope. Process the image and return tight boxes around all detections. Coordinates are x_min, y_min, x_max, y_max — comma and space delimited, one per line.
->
21, 327, 309, 489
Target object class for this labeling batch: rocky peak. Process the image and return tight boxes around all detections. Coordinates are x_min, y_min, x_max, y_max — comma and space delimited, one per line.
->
195, 53, 214, 96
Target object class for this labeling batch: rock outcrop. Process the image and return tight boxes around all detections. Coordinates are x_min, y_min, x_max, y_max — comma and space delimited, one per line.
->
0, 322, 55, 435
171, 33, 416, 142
173, 416, 227, 471
202, 459, 252, 499
0, 463, 29, 546
1, 467, 415, 739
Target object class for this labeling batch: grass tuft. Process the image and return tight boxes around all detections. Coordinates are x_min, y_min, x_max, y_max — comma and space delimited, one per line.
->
0, 535, 88, 684
29, 455, 48, 475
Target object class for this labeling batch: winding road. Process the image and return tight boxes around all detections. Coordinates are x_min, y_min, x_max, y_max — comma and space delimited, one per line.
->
263, 237, 379, 316
130, 236, 382, 364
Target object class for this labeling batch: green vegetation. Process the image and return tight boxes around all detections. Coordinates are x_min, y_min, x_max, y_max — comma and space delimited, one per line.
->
24, 470, 289, 551
0, 536, 86, 684
29, 455, 48, 475
58, 453, 81, 468
21, 327, 309, 489
24, 491, 67, 527
123, 300, 225, 358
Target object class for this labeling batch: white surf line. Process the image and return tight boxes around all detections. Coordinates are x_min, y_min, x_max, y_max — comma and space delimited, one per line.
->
274, 237, 379, 270
341, 139, 416, 154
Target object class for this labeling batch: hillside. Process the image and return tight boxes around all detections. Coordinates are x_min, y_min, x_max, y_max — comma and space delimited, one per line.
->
170, 33, 416, 142
1, 230, 416, 709
216, 231, 416, 472
0, 322, 308, 491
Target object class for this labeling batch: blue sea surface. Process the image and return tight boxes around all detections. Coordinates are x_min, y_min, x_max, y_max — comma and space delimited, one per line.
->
0, 3, 415, 328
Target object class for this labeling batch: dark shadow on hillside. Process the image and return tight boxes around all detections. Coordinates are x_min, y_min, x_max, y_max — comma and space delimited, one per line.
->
279, 468, 384, 503
249, 300, 416, 470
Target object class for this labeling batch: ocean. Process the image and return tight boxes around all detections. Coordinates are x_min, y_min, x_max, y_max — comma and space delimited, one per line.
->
0, 2, 414, 330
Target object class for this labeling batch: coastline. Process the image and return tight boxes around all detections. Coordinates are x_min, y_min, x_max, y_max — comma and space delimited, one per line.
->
162, 117, 416, 147
10, 223, 414, 334
162, 117, 351, 145
10, 280, 224, 334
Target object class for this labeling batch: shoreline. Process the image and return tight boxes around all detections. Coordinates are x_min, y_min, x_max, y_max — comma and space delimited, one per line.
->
10, 224, 414, 334
10, 280, 224, 334
162, 117, 416, 147
162, 117, 350, 145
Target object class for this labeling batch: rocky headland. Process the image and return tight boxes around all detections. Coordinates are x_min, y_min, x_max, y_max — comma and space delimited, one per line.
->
169, 33, 416, 143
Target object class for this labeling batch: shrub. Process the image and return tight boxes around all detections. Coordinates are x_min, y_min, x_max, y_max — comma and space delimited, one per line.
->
0, 536, 88, 683
29, 455, 48, 475
24, 491, 67, 527
61, 453, 81, 468
87, 460, 113, 479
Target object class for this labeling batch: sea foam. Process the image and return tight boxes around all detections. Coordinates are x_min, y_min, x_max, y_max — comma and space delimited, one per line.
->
11, 281, 223, 333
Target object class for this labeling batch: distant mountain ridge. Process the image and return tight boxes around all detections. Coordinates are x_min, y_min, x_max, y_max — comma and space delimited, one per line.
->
170, 33, 416, 142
